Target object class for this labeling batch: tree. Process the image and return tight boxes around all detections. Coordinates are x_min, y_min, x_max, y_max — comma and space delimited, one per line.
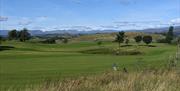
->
134, 35, 142, 44
8, 29, 18, 40
125, 39, 129, 45
143, 35, 152, 45
165, 26, 174, 44
178, 37, 180, 44
42, 38, 56, 44
19, 28, 31, 42
116, 31, 125, 49
0, 36, 2, 50
63, 38, 68, 44
97, 40, 102, 47
0, 36, 2, 44
16, 31, 21, 39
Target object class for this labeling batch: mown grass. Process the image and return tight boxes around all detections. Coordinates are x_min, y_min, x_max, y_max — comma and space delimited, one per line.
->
0, 41, 178, 90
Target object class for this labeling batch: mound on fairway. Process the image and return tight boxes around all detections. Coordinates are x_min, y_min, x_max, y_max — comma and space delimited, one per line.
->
80, 47, 142, 55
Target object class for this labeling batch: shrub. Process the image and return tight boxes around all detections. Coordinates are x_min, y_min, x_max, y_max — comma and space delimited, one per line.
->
115, 31, 125, 48
96, 40, 102, 47
171, 37, 180, 45
0, 36, 2, 44
143, 35, 152, 45
156, 38, 167, 43
178, 37, 180, 44
41, 38, 56, 44
165, 26, 174, 44
134, 35, 142, 44
8, 29, 18, 40
62, 38, 68, 44
19, 28, 31, 42
125, 39, 129, 45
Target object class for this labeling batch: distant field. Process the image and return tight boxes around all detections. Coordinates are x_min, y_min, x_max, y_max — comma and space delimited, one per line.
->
0, 40, 178, 90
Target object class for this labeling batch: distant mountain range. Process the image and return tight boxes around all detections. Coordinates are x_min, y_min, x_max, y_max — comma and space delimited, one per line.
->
0, 26, 180, 36
0, 29, 117, 36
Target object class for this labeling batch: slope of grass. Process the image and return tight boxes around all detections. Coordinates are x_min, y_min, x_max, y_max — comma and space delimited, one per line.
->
0, 41, 178, 90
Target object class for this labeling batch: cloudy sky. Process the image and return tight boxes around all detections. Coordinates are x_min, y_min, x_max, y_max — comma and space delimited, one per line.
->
0, 0, 180, 31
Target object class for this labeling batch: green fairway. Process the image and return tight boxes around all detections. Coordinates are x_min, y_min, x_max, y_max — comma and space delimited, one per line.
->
0, 41, 177, 89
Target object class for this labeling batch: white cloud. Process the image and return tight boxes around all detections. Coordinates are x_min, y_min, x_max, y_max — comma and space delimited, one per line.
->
18, 18, 32, 26
59, 26, 93, 31
170, 18, 180, 25
112, 20, 164, 29
0, 16, 8, 21
17, 16, 49, 26
35, 16, 48, 22
100, 25, 119, 29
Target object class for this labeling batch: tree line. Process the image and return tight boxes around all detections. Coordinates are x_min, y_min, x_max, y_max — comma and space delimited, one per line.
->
115, 31, 153, 48
8, 28, 70, 44
8, 28, 31, 42
0, 26, 178, 46
115, 26, 176, 49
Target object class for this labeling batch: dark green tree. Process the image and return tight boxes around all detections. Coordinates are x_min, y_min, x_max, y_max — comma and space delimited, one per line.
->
42, 38, 56, 44
134, 35, 142, 44
178, 37, 180, 44
8, 29, 18, 40
19, 28, 31, 42
63, 38, 68, 44
0, 36, 2, 44
116, 31, 125, 49
97, 40, 102, 47
125, 38, 129, 45
0, 36, 2, 50
143, 35, 152, 45
165, 26, 174, 44
16, 31, 21, 39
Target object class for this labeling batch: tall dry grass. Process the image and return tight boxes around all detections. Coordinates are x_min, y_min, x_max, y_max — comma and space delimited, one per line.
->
8, 69, 179, 91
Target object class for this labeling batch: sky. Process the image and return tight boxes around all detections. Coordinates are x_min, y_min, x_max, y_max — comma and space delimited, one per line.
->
0, 0, 180, 31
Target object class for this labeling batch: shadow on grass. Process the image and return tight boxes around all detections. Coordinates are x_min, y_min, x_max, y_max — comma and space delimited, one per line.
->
120, 45, 133, 47
0, 46, 15, 51
139, 45, 157, 47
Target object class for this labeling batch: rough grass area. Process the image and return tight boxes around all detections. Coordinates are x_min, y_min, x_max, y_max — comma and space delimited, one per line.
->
80, 47, 142, 55
5, 70, 180, 91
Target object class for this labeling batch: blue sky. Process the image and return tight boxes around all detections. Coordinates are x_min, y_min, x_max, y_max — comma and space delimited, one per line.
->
0, 0, 180, 31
